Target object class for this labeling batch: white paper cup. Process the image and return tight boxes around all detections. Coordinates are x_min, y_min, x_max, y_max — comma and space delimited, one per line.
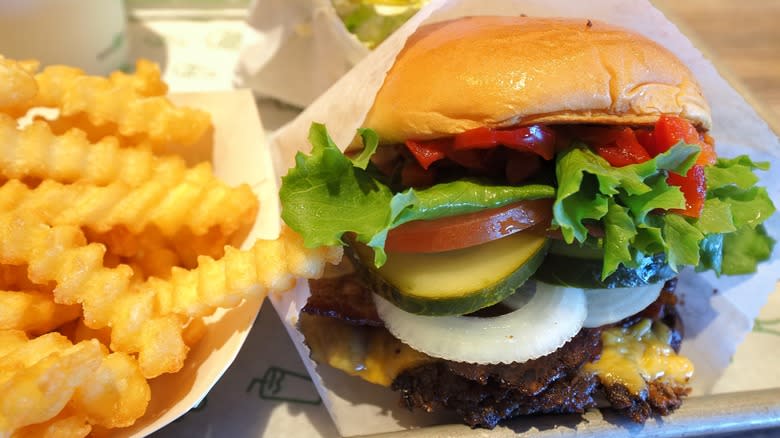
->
0, 0, 128, 74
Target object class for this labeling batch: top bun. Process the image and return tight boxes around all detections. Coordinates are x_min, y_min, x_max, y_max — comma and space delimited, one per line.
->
362, 16, 711, 143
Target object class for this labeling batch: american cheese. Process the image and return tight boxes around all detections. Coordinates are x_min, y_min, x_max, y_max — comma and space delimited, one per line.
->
584, 318, 694, 394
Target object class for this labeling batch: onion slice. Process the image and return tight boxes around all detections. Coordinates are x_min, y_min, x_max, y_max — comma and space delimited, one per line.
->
582, 282, 664, 328
373, 283, 586, 364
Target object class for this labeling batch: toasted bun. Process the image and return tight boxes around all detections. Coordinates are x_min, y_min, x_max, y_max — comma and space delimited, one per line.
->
362, 16, 711, 144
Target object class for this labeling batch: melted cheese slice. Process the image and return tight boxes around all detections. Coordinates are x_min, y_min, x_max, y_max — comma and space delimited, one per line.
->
300, 313, 693, 393
299, 314, 432, 387
584, 318, 694, 394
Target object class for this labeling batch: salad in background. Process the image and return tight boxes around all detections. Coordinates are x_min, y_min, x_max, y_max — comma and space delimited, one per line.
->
332, 0, 430, 48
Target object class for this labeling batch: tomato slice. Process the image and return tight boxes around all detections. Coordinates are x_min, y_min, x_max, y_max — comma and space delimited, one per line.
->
385, 199, 553, 253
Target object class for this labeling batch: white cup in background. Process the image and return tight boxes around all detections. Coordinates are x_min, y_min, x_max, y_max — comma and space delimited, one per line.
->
0, 0, 128, 74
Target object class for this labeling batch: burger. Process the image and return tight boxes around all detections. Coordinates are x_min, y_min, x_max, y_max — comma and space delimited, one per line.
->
278, 16, 775, 428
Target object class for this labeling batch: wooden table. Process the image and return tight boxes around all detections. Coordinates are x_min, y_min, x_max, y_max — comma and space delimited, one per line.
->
653, 0, 780, 135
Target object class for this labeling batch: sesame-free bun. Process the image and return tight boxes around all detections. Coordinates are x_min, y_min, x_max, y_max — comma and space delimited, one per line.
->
362, 16, 711, 143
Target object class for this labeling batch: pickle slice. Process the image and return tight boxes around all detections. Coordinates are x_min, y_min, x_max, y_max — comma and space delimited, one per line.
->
353, 231, 549, 315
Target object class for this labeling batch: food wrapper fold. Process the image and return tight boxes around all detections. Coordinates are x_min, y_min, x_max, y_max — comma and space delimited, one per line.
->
235, 0, 370, 108
267, 0, 780, 435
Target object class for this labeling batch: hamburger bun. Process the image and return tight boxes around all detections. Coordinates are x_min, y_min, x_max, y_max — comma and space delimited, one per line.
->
363, 16, 711, 143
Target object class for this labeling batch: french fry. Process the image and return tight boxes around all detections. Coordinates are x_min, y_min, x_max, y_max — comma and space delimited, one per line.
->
0, 212, 341, 378
9, 60, 209, 149
0, 290, 81, 335
0, 54, 342, 433
116, 226, 342, 377
33, 113, 124, 144
0, 264, 50, 293
0, 115, 166, 186
0, 331, 150, 435
107, 59, 168, 98
11, 412, 91, 438
0, 212, 135, 328
0, 55, 37, 113
0, 334, 103, 434
70, 351, 151, 428
0, 168, 258, 238
59, 318, 112, 347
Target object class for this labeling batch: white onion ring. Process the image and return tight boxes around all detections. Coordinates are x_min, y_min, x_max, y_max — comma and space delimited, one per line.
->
373, 283, 586, 364
582, 282, 664, 328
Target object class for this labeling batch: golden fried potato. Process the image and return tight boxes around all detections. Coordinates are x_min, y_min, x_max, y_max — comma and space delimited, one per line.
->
0, 212, 135, 327
12, 412, 91, 438
0, 115, 172, 185
59, 318, 112, 347
11, 61, 210, 149
71, 352, 151, 428
0, 263, 51, 293
108, 59, 168, 98
0, 55, 345, 435
0, 173, 258, 238
0, 334, 102, 433
0, 331, 150, 436
0, 290, 81, 335
0, 55, 37, 113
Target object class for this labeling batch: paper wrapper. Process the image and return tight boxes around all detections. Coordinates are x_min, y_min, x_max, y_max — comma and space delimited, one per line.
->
234, 0, 370, 107
267, 0, 780, 436
116, 90, 279, 437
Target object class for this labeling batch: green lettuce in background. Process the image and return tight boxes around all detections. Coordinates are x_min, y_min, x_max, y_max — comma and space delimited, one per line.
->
332, 0, 430, 48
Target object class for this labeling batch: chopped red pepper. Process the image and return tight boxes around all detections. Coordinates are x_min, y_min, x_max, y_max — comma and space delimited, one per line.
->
697, 137, 717, 166
453, 125, 556, 160
404, 125, 556, 170
649, 115, 716, 218
405, 138, 449, 170
649, 114, 700, 156
635, 129, 655, 152
650, 115, 716, 164
668, 165, 706, 217
592, 127, 651, 167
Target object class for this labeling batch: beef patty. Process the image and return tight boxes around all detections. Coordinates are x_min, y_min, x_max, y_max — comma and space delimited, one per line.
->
304, 275, 687, 428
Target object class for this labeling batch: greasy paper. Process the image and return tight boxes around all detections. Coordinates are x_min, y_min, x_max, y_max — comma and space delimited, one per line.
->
268, 0, 780, 436
119, 90, 278, 437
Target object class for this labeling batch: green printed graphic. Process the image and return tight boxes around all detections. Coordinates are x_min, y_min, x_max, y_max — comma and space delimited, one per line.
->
754, 318, 780, 336
246, 366, 322, 405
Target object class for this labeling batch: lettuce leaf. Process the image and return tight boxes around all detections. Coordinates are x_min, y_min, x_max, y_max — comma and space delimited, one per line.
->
280, 123, 555, 266
282, 123, 775, 277
552, 147, 775, 278
700, 155, 777, 275
722, 225, 775, 275
553, 143, 698, 243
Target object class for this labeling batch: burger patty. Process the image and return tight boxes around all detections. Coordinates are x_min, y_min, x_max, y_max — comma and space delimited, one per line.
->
303, 273, 382, 326
303, 275, 687, 428
392, 330, 602, 428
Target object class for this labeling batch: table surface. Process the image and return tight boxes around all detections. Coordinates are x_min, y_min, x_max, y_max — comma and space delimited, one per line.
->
653, 0, 780, 134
